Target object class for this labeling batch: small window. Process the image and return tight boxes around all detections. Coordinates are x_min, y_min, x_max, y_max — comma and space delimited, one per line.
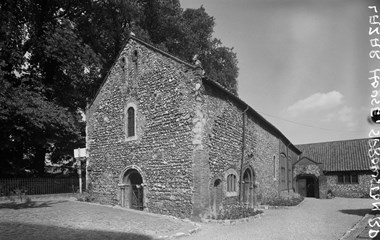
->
214, 179, 222, 187
281, 167, 286, 184
338, 173, 359, 184
288, 159, 292, 188
344, 174, 350, 184
227, 174, 237, 192
338, 175, 344, 184
280, 154, 287, 190
351, 174, 358, 184
132, 50, 138, 62
273, 156, 276, 178
132, 49, 138, 70
127, 107, 135, 137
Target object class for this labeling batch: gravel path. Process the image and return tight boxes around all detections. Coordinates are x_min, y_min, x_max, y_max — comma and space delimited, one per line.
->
184, 197, 374, 240
0, 200, 196, 240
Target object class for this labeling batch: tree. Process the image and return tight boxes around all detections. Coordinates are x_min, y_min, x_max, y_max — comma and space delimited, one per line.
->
0, 0, 239, 176
0, 0, 97, 176
137, 3, 239, 94
202, 39, 239, 95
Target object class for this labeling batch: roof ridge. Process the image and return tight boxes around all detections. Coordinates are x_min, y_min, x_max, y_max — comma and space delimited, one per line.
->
203, 78, 301, 155
296, 137, 370, 146
131, 36, 196, 69
87, 35, 196, 108
296, 137, 370, 172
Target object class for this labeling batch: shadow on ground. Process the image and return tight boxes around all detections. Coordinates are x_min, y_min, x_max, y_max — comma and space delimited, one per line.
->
339, 208, 371, 216
0, 221, 154, 240
0, 200, 67, 210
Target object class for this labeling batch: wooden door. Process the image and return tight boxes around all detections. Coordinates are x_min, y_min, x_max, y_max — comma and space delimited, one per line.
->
298, 179, 307, 197
131, 184, 143, 210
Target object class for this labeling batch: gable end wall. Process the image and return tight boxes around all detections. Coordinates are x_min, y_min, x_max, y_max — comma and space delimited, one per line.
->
86, 39, 199, 218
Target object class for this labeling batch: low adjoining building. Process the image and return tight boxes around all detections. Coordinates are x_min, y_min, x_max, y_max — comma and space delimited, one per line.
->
295, 138, 371, 198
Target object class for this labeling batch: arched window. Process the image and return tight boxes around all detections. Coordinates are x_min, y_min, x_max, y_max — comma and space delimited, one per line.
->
280, 153, 287, 190
132, 49, 138, 70
225, 169, 239, 197
120, 56, 126, 70
227, 174, 237, 192
273, 155, 276, 179
288, 159, 292, 190
127, 107, 135, 137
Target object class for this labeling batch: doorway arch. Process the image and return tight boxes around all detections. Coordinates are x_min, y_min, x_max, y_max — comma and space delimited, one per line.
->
119, 166, 145, 210
296, 174, 319, 198
210, 178, 223, 217
242, 167, 255, 207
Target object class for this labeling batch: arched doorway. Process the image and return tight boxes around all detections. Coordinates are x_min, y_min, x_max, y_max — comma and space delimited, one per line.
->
121, 168, 144, 210
211, 179, 223, 217
296, 174, 319, 198
242, 167, 255, 207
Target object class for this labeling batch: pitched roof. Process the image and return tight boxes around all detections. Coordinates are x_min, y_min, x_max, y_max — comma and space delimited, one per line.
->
87, 35, 301, 154
203, 78, 301, 155
296, 138, 370, 172
88, 36, 196, 108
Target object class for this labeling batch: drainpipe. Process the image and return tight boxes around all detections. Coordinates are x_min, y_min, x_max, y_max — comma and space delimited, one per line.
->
239, 106, 249, 203
278, 140, 281, 196
286, 142, 291, 193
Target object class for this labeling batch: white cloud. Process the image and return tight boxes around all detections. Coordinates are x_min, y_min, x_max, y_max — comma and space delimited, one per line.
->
287, 91, 344, 116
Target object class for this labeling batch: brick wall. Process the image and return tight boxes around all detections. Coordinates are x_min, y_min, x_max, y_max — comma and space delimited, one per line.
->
87, 38, 199, 218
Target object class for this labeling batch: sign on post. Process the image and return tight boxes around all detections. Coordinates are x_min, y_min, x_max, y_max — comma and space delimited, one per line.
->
74, 148, 86, 194
74, 148, 86, 158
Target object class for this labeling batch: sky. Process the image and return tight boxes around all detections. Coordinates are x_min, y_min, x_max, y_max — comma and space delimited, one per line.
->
181, 0, 379, 144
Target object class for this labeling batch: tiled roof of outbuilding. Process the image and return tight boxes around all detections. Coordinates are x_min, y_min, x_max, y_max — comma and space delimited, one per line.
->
296, 138, 370, 172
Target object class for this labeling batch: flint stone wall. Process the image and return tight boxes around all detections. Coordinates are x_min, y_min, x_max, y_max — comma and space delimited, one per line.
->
87, 38, 199, 218
200, 81, 284, 214
87, 37, 300, 219
326, 172, 372, 198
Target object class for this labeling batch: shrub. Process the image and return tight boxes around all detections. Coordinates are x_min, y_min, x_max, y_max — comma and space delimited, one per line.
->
76, 192, 95, 202
263, 193, 304, 206
361, 188, 380, 199
8, 188, 28, 202
216, 203, 263, 220
327, 189, 335, 199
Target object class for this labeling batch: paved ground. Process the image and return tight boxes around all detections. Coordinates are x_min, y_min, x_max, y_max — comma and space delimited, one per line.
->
0, 197, 375, 240
342, 209, 380, 240
184, 197, 374, 240
0, 199, 197, 240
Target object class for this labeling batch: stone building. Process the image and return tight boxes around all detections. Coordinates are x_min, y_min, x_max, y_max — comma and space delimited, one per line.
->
86, 36, 302, 219
295, 138, 371, 198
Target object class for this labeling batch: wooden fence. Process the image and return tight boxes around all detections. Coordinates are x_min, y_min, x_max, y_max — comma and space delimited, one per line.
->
0, 178, 85, 196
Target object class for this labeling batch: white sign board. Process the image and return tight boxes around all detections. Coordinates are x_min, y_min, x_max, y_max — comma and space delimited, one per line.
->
74, 148, 87, 158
